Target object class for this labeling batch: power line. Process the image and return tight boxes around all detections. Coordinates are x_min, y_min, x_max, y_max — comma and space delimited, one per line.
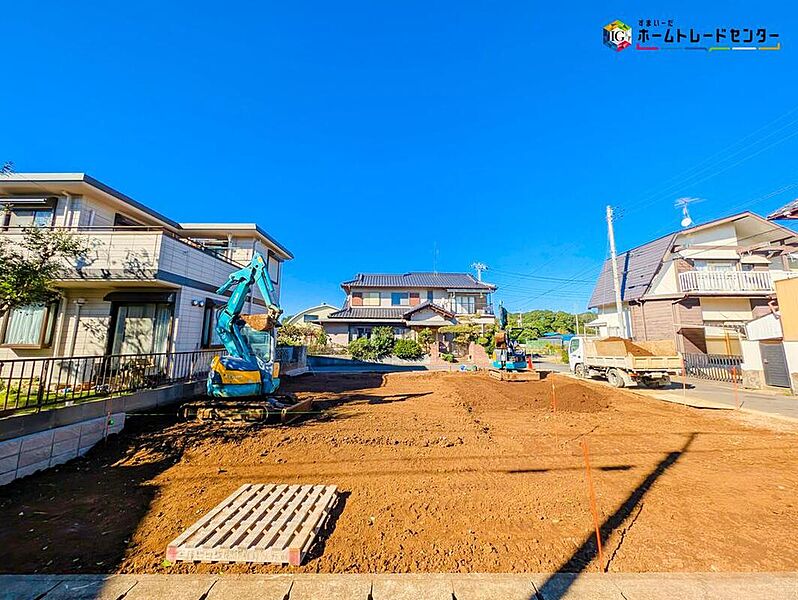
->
620, 104, 798, 218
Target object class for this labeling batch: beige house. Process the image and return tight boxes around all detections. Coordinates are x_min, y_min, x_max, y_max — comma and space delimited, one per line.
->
285, 304, 338, 326
0, 173, 292, 360
319, 272, 496, 347
588, 212, 798, 356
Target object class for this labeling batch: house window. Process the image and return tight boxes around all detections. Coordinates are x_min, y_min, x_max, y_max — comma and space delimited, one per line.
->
426, 290, 434, 302
113, 213, 144, 227
267, 252, 280, 284
350, 326, 372, 341
391, 292, 409, 306
694, 260, 736, 272
7, 207, 54, 228
363, 292, 380, 306
201, 301, 222, 348
303, 314, 319, 322
1, 303, 57, 347
454, 295, 476, 314
111, 303, 172, 355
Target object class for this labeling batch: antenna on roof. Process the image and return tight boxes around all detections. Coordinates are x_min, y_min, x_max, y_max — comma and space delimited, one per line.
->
471, 262, 487, 282
433, 241, 439, 274
675, 197, 704, 228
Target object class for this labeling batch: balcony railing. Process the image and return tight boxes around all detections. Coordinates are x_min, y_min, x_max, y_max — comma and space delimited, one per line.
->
1, 226, 245, 268
434, 299, 494, 316
678, 270, 774, 293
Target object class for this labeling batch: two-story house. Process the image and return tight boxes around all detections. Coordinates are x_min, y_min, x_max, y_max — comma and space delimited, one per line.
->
588, 211, 798, 356
320, 272, 496, 346
0, 173, 292, 361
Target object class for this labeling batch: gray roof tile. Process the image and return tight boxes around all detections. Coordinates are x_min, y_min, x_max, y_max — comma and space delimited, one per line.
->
342, 272, 495, 290
767, 199, 798, 220
588, 234, 676, 308
403, 301, 455, 319
327, 307, 407, 320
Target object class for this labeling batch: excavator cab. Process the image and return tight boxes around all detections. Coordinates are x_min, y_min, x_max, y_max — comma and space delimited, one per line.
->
207, 319, 280, 398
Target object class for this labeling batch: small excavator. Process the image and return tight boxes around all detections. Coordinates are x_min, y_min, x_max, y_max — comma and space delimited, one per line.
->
181, 252, 311, 422
489, 303, 540, 381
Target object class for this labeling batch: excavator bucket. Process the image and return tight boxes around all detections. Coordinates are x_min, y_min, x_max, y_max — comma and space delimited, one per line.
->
280, 397, 314, 424
488, 368, 542, 382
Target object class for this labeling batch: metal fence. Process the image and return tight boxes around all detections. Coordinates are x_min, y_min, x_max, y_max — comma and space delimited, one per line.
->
683, 353, 743, 383
0, 349, 223, 417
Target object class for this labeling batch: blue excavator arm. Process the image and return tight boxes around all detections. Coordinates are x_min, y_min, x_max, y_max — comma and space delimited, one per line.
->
215, 252, 280, 364
207, 252, 283, 398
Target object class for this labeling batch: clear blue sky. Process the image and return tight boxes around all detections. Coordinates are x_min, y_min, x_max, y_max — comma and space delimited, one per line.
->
3, 1, 797, 315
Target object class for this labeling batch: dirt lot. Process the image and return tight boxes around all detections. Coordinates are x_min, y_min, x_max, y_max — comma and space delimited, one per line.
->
1, 371, 797, 574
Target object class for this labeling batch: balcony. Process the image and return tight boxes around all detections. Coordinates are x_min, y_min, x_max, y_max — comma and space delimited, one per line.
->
1, 226, 246, 289
435, 299, 494, 316
678, 270, 774, 294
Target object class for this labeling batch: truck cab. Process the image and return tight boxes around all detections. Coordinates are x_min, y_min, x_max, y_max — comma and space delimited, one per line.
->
567, 336, 585, 373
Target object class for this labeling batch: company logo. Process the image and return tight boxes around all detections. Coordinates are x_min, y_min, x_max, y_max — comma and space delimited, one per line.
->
603, 20, 632, 52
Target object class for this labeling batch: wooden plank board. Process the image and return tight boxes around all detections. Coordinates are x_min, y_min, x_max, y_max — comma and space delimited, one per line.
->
166, 483, 338, 566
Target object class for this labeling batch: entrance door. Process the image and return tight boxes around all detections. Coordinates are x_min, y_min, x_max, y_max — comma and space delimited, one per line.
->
760, 342, 791, 388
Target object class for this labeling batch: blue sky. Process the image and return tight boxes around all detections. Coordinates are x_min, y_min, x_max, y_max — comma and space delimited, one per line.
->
3, 1, 797, 315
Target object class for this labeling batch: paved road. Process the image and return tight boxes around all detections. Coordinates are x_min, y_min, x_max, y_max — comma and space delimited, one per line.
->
2, 573, 797, 600
538, 360, 798, 423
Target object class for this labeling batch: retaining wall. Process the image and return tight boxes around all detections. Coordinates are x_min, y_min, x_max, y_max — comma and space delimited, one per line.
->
0, 413, 125, 486
0, 379, 206, 487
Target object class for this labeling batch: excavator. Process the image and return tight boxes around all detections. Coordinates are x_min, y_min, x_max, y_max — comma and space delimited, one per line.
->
182, 252, 311, 422
488, 303, 541, 381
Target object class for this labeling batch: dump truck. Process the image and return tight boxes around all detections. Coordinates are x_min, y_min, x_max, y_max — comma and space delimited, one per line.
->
567, 336, 682, 388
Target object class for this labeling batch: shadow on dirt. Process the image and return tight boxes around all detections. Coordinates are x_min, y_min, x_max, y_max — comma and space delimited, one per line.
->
532, 432, 697, 600
303, 490, 351, 564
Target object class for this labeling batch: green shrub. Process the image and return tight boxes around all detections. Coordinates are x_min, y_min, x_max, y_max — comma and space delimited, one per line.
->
348, 337, 373, 360
393, 338, 424, 360
441, 353, 456, 363
416, 327, 435, 349
370, 326, 395, 359
560, 347, 569, 364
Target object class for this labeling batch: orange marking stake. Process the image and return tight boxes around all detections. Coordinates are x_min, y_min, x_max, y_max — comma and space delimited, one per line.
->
732, 366, 740, 410
581, 439, 604, 572
550, 379, 557, 414
551, 378, 559, 446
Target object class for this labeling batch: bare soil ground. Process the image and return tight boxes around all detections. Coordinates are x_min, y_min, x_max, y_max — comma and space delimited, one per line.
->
1, 371, 797, 574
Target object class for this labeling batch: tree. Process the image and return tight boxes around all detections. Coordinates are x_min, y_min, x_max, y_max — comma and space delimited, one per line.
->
416, 327, 436, 350
369, 326, 395, 359
504, 309, 598, 338
0, 227, 89, 312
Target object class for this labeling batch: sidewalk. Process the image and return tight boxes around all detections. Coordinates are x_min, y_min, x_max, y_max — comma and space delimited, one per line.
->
2, 572, 797, 600
542, 359, 798, 423
636, 376, 798, 423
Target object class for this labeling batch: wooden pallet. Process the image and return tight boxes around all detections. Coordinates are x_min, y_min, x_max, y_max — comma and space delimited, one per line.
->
166, 483, 338, 566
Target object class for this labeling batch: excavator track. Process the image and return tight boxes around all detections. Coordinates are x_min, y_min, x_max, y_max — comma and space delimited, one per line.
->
181, 394, 314, 423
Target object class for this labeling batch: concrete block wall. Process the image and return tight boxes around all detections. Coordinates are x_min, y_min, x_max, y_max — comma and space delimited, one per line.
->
0, 413, 124, 486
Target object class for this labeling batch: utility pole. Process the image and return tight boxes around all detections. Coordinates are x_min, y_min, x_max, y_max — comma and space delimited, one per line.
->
575, 312, 580, 336
471, 262, 487, 282
606, 205, 627, 338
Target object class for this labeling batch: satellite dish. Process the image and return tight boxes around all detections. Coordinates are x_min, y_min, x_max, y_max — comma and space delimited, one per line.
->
681, 216, 693, 228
